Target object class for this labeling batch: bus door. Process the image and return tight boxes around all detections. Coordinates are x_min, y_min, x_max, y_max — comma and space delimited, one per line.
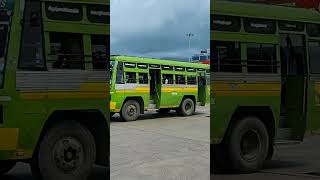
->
279, 34, 307, 140
198, 73, 206, 106
149, 69, 161, 108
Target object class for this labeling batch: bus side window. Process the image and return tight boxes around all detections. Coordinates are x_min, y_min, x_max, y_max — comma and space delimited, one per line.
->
126, 72, 136, 83
139, 73, 148, 84
116, 62, 124, 84
175, 75, 186, 85
187, 76, 197, 85
49, 33, 84, 69
162, 74, 173, 84
91, 35, 108, 70
19, 0, 45, 70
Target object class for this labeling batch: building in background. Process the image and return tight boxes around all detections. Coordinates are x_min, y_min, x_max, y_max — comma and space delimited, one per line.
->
192, 48, 210, 64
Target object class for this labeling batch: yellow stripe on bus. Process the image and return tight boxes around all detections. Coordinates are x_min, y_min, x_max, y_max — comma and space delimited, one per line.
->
214, 91, 280, 96
20, 82, 109, 100
20, 92, 109, 100
20, 92, 46, 100
115, 87, 150, 93
162, 87, 197, 93
79, 83, 109, 91
212, 82, 281, 91
211, 82, 281, 96
0, 128, 19, 151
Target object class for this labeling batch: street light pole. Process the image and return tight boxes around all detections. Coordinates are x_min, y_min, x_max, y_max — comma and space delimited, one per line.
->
186, 33, 194, 62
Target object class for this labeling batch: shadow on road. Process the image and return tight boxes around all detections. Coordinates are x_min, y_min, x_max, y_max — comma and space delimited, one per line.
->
263, 160, 306, 170
111, 110, 207, 122
0, 174, 33, 180
212, 160, 307, 175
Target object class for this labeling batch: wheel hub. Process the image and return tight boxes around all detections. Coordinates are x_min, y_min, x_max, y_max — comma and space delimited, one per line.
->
127, 105, 137, 117
185, 102, 193, 113
240, 130, 261, 162
53, 137, 84, 172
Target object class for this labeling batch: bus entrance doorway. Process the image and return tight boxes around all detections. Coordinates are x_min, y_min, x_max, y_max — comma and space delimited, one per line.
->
198, 74, 206, 106
149, 69, 161, 109
279, 34, 307, 140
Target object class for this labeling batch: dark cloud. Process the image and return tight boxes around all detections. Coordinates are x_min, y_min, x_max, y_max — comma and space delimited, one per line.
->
111, 0, 210, 61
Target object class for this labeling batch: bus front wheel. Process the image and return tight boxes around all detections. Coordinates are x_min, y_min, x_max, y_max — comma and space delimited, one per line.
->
227, 117, 269, 173
178, 98, 195, 116
31, 121, 96, 180
0, 161, 16, 175
121, 100, 140, 121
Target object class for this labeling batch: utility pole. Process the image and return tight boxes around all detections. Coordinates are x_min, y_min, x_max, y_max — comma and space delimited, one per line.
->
186, 33, 194, 62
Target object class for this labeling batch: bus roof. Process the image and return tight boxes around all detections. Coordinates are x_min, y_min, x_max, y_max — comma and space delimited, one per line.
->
41, 0, 109, 5
111, 56, 210, 69
212, 0, 320, 24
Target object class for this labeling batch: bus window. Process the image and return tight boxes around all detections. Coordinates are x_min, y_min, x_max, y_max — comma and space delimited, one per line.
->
139, 73, 148, 84
0, 10, 11, 87
19, 0, 45, 70
175, 75, 186, 84
212, 41, 241, 72
116, 62, 124, 84
49, 32, 84, 69
110, 61, 115, 81
126, 72, 136, 83
92, 35, 108, 70
162, 74, 173, 84
247, 43, 277, 73
308, 42, 320, 74
187, 76, 197, 85
280, 34, 305, 76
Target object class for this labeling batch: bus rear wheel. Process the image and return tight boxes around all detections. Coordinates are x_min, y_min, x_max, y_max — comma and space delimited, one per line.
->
227, 117, 269, 173
121, 100, 140, 121
178, 98, 195, 116
31, 121, 96, 180
0, 161, 16, 175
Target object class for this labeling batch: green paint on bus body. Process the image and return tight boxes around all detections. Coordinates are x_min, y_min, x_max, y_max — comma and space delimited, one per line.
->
0, 0, 109, 165
110, 56, 210, 114
211, 1, 320, 144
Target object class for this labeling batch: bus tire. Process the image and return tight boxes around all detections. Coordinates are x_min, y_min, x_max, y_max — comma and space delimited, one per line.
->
266, 146, 274, 160
227, 117, 269, 173
31, 121, 96, 180
0, 161, 16, 175
121, 100, 140, 121
178, 98, 195, 116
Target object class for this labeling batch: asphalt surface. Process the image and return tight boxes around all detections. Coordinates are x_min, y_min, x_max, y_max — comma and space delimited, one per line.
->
4, 105, 320, 180
1, 164, 108, 180
110, 106, 210, 180
213, 135, 320, 180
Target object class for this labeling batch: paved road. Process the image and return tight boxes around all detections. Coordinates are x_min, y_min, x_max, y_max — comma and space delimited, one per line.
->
111, 106, 210, 180
1, 163, 108, 180
213, 135, 320, 180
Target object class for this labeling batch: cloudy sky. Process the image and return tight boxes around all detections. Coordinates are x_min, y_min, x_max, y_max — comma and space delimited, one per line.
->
111, 0, 210, 61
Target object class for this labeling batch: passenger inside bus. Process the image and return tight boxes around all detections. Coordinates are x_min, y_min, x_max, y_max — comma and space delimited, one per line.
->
162, 74, 173, 84
126, 72, 136, 83
51, 33, 84, 69
92, 50, 107, 69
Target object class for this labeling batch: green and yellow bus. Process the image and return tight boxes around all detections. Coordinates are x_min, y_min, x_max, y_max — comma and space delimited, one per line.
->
110, 56, 209, 121
0, 0, 109, 179
211, 0, 320, 173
